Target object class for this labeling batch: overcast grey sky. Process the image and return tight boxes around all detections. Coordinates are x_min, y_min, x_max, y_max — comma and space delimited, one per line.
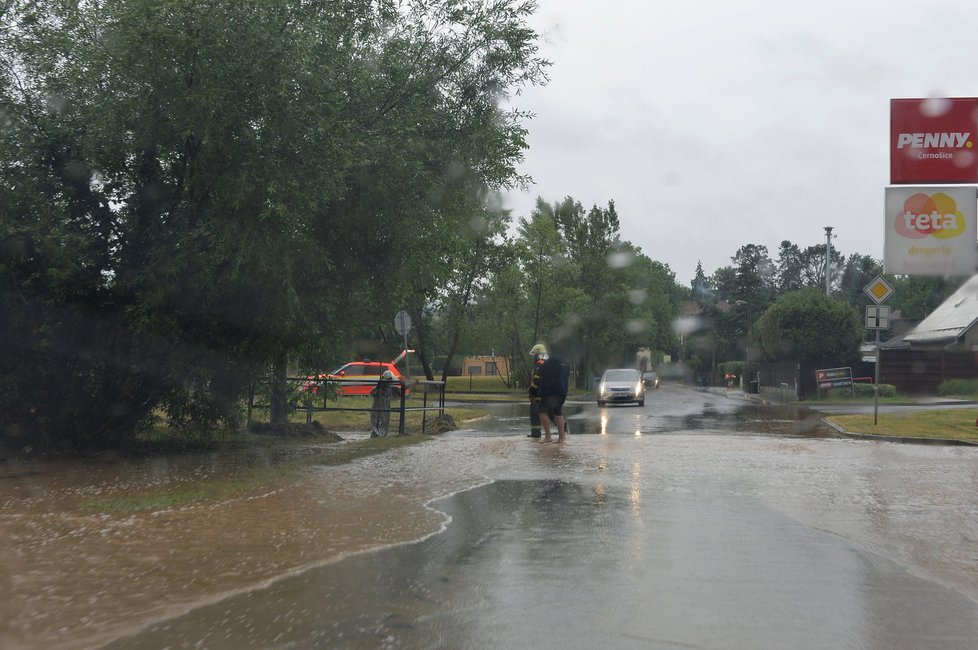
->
501, 0, 978, 285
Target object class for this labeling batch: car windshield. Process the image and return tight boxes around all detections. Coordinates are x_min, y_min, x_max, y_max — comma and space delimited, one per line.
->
604, 370, 639, 382
5, 1, 978, 648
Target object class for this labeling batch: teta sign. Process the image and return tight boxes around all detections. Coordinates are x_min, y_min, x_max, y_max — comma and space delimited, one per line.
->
884, 185, 978, 276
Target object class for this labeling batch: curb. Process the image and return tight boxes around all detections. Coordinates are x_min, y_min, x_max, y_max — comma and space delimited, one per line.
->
821, 418, 978, 446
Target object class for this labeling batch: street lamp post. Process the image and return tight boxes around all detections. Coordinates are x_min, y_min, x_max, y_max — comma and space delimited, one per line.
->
824, 226, 835, 296
735, 299, 752, 393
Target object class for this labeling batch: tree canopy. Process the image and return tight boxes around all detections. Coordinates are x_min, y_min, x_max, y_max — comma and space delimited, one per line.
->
0, 0, 549, 449
751, 289, 863, 365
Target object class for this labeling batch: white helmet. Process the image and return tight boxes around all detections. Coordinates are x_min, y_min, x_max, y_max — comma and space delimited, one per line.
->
529, 343, 547, 356
381, 370, 395, 381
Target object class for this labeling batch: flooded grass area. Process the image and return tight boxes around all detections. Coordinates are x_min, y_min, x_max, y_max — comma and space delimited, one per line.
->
77, 435, 433, 513
0, 433, 457, 650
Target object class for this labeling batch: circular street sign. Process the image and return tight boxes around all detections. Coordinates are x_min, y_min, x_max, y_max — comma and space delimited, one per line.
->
394, 310, 412, 335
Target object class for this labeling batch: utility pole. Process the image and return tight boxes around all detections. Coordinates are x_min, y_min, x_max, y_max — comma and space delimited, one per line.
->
823, 226, 834, 296
735, 299, 752, 393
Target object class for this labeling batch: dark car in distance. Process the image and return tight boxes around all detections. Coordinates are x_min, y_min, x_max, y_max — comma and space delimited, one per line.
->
641, 371, 659, 389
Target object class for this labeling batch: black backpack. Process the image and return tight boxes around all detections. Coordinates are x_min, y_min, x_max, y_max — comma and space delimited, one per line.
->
538, 356, 569, 396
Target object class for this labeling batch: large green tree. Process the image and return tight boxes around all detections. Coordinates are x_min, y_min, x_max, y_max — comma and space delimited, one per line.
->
465, 196, 686, 387
0, 0, 548, 449
751, 289, 862, 365
837, 254, 882, 307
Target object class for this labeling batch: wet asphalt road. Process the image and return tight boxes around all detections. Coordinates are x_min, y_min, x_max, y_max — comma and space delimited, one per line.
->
103, 386, 978, 649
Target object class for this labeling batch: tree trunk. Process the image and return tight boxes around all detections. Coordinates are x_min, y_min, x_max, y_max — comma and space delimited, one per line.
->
577, 346, 591, 389
511, 324, 529, 387
413, 309, 435, 380
89, 324, 154, 450
440, 328, 463, 385
270, 350, 289, 425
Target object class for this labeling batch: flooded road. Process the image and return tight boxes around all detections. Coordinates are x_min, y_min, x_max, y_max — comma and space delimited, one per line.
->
3, 386, 978, 648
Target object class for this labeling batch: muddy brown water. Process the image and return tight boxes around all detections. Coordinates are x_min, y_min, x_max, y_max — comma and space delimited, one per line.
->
3, 388, 975, 648
1, 427, 527, 649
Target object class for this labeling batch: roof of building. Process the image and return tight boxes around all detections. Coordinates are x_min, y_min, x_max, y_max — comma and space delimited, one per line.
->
903, 273, 978, 345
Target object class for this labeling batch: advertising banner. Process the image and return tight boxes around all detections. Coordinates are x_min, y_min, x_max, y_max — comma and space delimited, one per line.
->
891, 98, 978, 184
816, 367, 852, 389
884, 186, 978, 276
816, 367, 854, 398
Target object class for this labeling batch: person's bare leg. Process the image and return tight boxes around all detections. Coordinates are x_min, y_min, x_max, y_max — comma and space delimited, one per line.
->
556, 415, 567, 443
538, 413, 553, 442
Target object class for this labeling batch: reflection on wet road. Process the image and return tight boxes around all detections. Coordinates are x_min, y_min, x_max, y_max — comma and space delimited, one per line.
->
110, 478, 978, 649
4, 386, 978, 649
474, 385, 832, 439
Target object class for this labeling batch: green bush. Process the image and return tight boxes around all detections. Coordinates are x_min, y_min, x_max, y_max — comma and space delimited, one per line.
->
937, 379, 978, 398
717, 361, 744, 379
852, 383, 896, 398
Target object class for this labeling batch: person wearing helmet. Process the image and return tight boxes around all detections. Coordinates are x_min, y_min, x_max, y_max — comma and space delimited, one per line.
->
526, 344, 548, 438
370, 369, 399, 437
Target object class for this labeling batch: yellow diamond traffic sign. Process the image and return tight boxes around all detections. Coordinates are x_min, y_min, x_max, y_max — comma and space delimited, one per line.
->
864, 275, 894, 304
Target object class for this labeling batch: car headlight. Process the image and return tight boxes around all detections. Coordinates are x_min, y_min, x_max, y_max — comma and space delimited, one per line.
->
599, 382, 607, 397
635, 381, 643, 395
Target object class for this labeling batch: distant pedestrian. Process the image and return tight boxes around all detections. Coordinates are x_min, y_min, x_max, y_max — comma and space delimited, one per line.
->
370, 370, 399, 437
537, 349, 570, 443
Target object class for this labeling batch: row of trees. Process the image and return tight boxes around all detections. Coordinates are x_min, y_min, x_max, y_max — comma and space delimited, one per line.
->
678, 242, 967, 383
405, 212, 968, 397
414, 197, 687, 389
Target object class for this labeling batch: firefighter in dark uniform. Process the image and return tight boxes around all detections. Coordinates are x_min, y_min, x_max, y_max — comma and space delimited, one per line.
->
527, 343, 548, 438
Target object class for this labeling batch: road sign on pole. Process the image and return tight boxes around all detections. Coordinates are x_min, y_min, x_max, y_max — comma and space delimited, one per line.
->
864, 275, 894, 304
394, 311, 412, 377
394, 311, 412, 335
862, 285, 893, 425
866, 305, 890, 329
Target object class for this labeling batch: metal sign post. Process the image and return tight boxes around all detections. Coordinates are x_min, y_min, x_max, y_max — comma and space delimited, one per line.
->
864, 276, 894, 425
394, 310, 412, 377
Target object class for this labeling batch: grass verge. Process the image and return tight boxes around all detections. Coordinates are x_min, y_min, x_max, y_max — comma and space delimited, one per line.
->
826, 409, 978, 443
284, 401, 487, 432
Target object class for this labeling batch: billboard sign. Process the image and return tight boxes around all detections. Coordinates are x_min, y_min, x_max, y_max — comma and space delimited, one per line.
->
891, 98, 978, 184
884, 186, 978, 276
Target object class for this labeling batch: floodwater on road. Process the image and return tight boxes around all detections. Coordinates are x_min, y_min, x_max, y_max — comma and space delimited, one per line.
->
3, 386, 978, 649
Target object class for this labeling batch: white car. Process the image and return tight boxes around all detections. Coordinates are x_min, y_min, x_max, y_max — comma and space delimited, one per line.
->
597, 368, 644, 406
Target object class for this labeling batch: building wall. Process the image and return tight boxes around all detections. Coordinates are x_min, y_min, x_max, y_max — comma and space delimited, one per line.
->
880, 349, 978, 394
462, 356, 510, 377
